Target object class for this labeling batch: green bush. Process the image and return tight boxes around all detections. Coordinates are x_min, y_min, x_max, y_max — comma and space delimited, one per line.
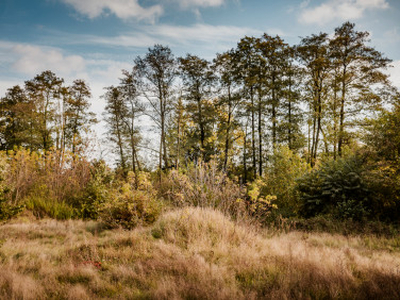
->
0, 153, 23, 221
70, 160, 113, 219
99, 183, 162, 229
25, 195, 75, 220
259, 145, 310, 217
296, 156, 371, 220
25, 185, 76, 220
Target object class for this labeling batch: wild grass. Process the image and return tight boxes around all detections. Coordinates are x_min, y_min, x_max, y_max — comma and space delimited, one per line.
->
1, 207, 400, 299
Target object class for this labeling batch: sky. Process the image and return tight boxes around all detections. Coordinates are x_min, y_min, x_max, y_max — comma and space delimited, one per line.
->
1, 0, 399, 151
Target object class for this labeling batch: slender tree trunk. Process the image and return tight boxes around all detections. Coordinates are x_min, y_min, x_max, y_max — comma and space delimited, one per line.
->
258, 91, 263, 177
272, 75, 277, 149
288, 76, 292, 150
243, 123, 248, 183
338, 66, 346, 157
223, 86, 232, 171
250, 87, 256, 177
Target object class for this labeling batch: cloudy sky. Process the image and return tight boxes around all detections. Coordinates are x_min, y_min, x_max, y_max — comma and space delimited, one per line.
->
1, 0, 399, 118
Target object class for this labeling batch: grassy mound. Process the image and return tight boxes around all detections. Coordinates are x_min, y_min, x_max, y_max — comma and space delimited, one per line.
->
0, 208, 400, 299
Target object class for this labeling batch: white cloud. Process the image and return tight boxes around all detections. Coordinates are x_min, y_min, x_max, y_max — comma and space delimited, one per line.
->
0, 41, 87, 80
172, 0, 225, 9
298, 0, 389, 25
388, 60, 400, 89
60, 0, 163, 22
81, 24, 264, 55
12, 44, 86, 78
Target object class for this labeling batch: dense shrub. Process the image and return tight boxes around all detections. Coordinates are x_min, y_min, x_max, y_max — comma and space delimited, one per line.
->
70, 160, 113, 219
296, 156, 371, 220
258, 145, 310, 217
0, 152, 23, 221
99, 174, 162, 229
364, 160, 400, 222
247, 179, 277, 223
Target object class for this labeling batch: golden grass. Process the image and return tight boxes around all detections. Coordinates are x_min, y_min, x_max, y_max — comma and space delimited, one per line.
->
1, 207, 400, 299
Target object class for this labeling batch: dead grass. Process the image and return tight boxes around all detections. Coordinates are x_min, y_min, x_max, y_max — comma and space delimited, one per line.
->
1, 207, 400, 299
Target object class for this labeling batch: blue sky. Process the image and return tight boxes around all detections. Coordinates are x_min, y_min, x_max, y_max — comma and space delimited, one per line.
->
1, 0, 399, 117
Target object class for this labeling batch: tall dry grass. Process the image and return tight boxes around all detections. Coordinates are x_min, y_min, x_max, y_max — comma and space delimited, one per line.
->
0, 208, 400, 299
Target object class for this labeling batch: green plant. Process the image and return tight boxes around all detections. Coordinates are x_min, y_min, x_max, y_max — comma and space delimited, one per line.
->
296, 156, 371, 220
0, 152, 23, 221
247, 179, 277, 223
25, 185, 76, 220
259, 145, 310, 216
100, 183, 161, 229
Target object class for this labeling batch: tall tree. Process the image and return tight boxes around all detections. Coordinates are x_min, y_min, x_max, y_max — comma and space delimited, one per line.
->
103, 86, 128, 171
135, 45, 177, 169
279, 46, 305, 152
24, 71, 64, 152
0, 85, 36, 150
119, 69, 144, 178
235, 36, 260, 176
329, 22, 391, 157
179, 54, 215, 161
65, 80, 96, 154
213, 50, 242, 171
297, 33, 331, 166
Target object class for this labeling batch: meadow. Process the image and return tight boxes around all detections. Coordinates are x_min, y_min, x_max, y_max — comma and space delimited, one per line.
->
1, 207, 400, 299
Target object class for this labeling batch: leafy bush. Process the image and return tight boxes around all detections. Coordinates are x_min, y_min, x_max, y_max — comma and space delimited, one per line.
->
259, 145, 310, 216
296, 156, 371, 220
99, 181, 161, 229
70, 160, 113, 219
364, 160, 400, 222
0, 152, 23, 221
247, 179, 277, 223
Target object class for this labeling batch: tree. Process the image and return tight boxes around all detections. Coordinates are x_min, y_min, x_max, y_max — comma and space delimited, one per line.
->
103, 86, 128, 171
297, 33, 331, 166
65, 80, 96, 154
278, 46, 305, 152
135, 45, 177, 170
235, 36, 260, 176
24, 71, 64, 152
0, 85, 36, 150
119, 69, 144, 178
329, 22, 392, 157
213, 50, 242, 171
179, 54, 216, 161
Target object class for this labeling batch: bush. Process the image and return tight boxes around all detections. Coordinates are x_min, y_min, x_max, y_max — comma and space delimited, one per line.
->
25, 195, 75, 220
258, 145, 310, 216
247, 179, 277, 223
296, 156, 371, 220
70, 160, 113, 219
99, 181, 161, 229
0, 152, 23, 221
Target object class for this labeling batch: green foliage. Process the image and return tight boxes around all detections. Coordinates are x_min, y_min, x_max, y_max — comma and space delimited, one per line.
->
99, 180, 162, 230
70, 160, 113, 219
247, 179, 277, 222
0, 153, 23, 221
260, 145, 310, 216
25, 194, 75, 220
296, 156, 371, 220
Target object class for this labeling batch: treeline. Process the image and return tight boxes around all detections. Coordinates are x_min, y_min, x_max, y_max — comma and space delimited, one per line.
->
101, 21, 395, 181
0, 71, 97, 154
1, 22, 400, 226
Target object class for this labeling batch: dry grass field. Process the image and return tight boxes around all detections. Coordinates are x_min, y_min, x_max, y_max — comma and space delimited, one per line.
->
1, 207, 400, 299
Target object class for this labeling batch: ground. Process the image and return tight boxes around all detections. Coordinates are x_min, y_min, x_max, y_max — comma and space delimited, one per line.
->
1, 207, 400, 299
